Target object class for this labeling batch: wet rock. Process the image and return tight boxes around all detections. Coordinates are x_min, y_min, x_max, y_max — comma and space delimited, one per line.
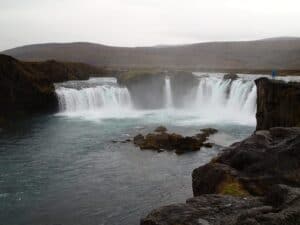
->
203, 143, 213, 148
196, 128, 218, 142
200, 128, 218, 135
255, 78, 300, 130
223, 73, 239, 80
133, 134, 145, 146
133, 129, 217, 154
154, 126, 167, 133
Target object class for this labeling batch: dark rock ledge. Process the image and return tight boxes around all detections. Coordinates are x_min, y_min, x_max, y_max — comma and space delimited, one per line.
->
141, 127, 300, 225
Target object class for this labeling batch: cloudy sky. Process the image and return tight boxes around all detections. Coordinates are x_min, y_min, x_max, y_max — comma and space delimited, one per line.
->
0, 0, 300, 50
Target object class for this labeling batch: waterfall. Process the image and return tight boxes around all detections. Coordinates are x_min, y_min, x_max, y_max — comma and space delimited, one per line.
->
56, 86, 132, 112
55, 75, 257, 125
193, 76, 257, 124
55, 78, 133, 118
164, 77, 173, 108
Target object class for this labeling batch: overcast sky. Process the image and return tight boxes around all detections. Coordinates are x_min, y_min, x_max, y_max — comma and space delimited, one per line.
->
0, 0, 300, 51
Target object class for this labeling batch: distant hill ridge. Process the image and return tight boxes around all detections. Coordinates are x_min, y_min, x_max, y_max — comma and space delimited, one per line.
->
3, 37, 300, 70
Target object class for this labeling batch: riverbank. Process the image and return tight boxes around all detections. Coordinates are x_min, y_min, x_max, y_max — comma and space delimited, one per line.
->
141, 78, 300, 225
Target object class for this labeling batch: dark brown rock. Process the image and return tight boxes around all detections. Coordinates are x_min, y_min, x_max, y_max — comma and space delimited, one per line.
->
255, 78, 300, 130
154, 126, 167, 133
133, 130, 217, 154
224, 73, 239, 80
133, 134, 145, 146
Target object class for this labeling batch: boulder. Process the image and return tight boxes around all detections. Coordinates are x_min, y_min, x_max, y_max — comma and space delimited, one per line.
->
154, 126, 167, 133
133, 134, 145, 146
223, 73, 239, 80
193, 127, 300, 196
255, 78, 300, 130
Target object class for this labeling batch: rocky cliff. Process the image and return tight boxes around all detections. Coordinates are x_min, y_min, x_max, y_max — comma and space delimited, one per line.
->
0, 54, 107, 122
141, 127, 300, 225
256, 78, 300, 130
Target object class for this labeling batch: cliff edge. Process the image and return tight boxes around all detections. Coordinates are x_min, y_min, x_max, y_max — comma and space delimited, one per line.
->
256, 77, 300, 130
0, 54, 107, 122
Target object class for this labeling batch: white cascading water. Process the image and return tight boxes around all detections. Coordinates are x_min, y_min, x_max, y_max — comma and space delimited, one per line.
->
55, 78, 134, 119
164, 77, 173, 108
193, 76, 257, 125
55, 75, 258, 125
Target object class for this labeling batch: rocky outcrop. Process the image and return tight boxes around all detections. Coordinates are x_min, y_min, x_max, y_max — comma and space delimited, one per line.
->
256, 78, 300, 130
193, 127, 300, 196
223, 73, 239, 80
141, 185, 300, 225
0, 54, 107, 121
133, 127, 217, 154
141, 127, 300, 225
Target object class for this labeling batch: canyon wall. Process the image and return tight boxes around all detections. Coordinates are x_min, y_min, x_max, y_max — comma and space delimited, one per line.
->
256, 77, 300, 130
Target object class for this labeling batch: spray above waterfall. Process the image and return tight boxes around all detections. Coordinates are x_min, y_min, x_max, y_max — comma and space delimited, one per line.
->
55, 74, 258, 125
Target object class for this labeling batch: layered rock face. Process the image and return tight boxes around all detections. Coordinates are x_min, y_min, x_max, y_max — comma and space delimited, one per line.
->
256, 78, 300, 130
141, 127, 300, 225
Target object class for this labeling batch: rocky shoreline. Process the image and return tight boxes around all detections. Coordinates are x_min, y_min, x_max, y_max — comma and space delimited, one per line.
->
140, 77, 300, 225
141, 127, 300, 225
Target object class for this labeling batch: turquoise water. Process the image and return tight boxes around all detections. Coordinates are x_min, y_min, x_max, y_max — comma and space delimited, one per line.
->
0, 113, 254, 225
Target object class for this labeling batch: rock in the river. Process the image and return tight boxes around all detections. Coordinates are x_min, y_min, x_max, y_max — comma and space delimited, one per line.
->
256, 78, 300, 130
154, 126, 168, 133
133, 128, 217, 154
223, 73, 239, 80
133, 134, 145, 146
193, 127, 300, 196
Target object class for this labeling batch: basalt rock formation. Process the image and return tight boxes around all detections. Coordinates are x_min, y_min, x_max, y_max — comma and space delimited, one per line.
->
141, 127, 300, 225
256, 78, 300, 130
0, 54, 107, 121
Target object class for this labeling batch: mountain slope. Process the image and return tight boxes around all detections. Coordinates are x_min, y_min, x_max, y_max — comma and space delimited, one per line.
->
3, 38, 300, 70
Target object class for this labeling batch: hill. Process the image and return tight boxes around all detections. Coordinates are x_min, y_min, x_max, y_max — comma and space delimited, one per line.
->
2, 37, 300, 70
